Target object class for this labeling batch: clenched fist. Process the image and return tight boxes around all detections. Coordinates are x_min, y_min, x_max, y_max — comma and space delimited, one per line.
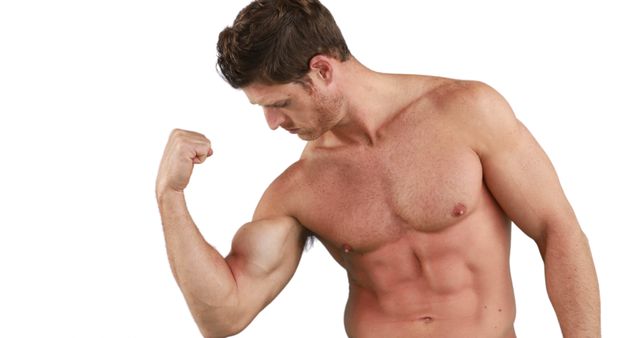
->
156, 129, 213, 197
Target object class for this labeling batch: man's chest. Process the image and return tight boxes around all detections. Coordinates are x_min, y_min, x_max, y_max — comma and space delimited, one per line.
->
291, 133, 484, 253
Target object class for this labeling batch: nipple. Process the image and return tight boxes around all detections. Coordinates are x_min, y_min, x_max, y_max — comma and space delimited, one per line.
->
452, 203, 467, 217
342, 243, 353, 254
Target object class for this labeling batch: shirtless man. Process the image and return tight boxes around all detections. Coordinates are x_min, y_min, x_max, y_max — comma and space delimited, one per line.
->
155, 1, 600, 337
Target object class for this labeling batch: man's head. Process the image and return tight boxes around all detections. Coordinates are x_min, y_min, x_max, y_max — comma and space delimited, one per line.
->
217, 0, 352, 140
217, 0, 350, 88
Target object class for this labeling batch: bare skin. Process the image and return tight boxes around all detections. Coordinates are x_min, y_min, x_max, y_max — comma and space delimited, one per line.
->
286, 100, 516, 337
156, 56, 600, 337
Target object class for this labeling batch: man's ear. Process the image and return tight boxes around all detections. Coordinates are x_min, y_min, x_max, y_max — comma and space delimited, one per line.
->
308, 54, 333, 84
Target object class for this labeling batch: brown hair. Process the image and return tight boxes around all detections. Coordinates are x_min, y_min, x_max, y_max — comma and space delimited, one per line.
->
217, 0, 351, 89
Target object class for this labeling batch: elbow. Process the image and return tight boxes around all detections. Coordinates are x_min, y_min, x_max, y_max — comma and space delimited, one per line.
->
537, 219, 590, 261
199, 326, 235, 338
198, 316, 248, 338
193, 302, 250, 338
178, 281, 248, 337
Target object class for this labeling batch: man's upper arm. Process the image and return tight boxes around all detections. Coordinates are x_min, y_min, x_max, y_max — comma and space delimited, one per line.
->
455, 81, 580, 243
223, 172, 307, 328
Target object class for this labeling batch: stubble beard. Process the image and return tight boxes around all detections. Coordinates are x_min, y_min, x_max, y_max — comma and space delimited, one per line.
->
303, 91, 344, 141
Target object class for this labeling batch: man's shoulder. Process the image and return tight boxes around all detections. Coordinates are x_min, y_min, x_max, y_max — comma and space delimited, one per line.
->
421, 77, 500, 110
265, 159, 306, 196
249, 156, 306, 216
415, 77, 514, 127
425, 77, 519, 156
396, 77, 490, 119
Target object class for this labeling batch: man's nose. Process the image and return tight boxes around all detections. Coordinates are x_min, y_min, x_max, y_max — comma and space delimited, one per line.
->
264, 109, 286, 130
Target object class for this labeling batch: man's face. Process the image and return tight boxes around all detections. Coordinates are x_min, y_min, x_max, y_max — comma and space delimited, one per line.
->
242, 80, 344, 141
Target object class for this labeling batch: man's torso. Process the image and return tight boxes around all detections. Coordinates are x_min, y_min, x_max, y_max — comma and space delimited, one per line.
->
276, 77, 517, 338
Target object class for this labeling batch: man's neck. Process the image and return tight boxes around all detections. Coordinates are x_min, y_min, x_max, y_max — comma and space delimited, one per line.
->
319, 60, 426, 148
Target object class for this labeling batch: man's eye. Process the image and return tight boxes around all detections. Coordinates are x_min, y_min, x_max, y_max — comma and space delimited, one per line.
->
274, 101, 290, 108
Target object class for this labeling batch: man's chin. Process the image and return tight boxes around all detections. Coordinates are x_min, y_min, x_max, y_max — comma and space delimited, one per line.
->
297, 133, 314, 141
296, 130, 319, 141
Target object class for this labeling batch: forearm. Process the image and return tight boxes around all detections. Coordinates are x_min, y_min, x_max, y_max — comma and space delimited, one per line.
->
157, 190, 240, 336
541, 227, 600, 338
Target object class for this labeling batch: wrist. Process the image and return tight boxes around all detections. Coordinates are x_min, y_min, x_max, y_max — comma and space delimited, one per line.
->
156, 186, 185, 203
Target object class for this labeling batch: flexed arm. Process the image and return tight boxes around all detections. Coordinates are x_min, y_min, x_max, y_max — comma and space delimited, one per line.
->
156, 129, 307, 337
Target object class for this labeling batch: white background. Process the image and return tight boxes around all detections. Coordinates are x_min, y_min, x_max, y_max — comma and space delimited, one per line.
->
1, 0, 638, 337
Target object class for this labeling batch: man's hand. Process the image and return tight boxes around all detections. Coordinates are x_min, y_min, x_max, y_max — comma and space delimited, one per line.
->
156, 129, 213, 197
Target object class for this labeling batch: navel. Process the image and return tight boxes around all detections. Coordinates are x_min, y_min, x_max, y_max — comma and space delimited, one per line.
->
419, 316, 434, 323
451, 203, 467, 217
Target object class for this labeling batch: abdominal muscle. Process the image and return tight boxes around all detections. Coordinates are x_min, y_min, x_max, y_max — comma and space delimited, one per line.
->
336, 200, 517, 338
